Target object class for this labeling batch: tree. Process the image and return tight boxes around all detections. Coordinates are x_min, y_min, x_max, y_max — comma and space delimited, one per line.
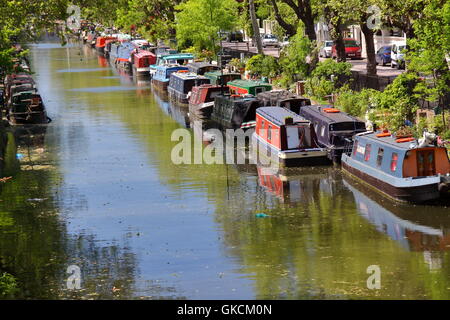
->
175, 0, 237, 55
269, 0, 317, 41
249, 0, 263, 54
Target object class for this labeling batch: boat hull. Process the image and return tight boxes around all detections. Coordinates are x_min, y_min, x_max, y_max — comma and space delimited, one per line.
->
252, 133, 329, 168
342, 160, 441, 203
151, 79, 169, 91
168, 87, 189, 104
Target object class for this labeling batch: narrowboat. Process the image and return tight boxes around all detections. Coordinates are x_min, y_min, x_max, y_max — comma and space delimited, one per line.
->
188, 84, 229, 120
203, 71, 241, 86
95, 36, 117, 54
7, 91, 48, 125
131, 50, 156, 77
227, 79, 272, 95
186, 62, 220, 75
114, 42, 135, 72
86, 32, 97, 47
341, 131, 450, 203
298, 105, 366, 162
252, 107, 328, 167
151, 65, 189, 91
256, 90, 311, 114
168, 71, 210, 104
150, 53, 194, 77
104, 39, 117, 58
211, 94, 260, 130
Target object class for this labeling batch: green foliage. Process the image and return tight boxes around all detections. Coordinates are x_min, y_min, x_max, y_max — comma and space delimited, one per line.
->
373, 72, 424, 130
245, 54, 281, 79
304, 59, 353, 100
0, 272, 17, 298
277, 25, 313, 87
175, 0, 237, 55
311, 59, 352, 80
335, 87, 379, 117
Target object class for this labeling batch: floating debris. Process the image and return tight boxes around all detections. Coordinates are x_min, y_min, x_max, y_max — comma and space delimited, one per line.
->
255, 213, 270, 218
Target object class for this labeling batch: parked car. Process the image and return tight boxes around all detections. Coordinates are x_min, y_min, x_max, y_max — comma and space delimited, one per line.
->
332, 38, 362, 59
319, 40, 334, 58
262, 34, 279, 48
391, 41, 407, 69
375, 45, 392, 66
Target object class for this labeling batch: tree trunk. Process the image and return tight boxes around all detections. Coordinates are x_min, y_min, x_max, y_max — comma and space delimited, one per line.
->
249, 0, 263, 54
360, 23, 377, 76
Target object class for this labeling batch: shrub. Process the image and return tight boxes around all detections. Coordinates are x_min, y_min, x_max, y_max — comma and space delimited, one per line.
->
0, 272, 17, 298
335, 87, 380, 117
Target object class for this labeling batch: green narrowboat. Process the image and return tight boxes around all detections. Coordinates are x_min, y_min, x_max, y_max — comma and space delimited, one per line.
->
204, 71, 241, 86
227, 79, 272, 96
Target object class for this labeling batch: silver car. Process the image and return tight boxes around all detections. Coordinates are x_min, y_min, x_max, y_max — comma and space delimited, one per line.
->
319, 40, 333, 58
262, 34, 279, 48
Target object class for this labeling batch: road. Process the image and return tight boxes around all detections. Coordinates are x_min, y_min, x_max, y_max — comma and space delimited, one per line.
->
222, 41, 405, 77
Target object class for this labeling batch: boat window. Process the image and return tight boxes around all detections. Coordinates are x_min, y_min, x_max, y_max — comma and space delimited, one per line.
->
353, 140, 358, 156
391, 152, 398, 171
364, 144, 371, 161
268, 125, 272, 140
255, 87, 264, 94
376, 148, 384, 167
320, 125, 325, 137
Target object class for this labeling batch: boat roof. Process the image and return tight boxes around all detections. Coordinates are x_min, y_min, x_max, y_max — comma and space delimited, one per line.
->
356, 131, 418, 150
155, 65, 189, 72
162, 53, 194, 60
300, 105, 364, 124
257, 90, 309, 102
134, 50, 156, 59
170, 72, 208, 80
227, 79, 272, 88
187, 62, 219, 71
204, 71, 240, 77
257, 107, 310, 126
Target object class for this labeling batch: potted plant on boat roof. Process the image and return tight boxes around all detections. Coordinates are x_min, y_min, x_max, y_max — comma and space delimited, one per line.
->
229, 58, 245, 74
395, 126, 414, 139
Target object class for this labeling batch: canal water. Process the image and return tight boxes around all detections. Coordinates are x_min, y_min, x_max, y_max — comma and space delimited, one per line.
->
0, 41, 449, 299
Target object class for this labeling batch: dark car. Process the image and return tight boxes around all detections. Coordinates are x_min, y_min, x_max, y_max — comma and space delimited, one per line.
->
375, 45, 392, 66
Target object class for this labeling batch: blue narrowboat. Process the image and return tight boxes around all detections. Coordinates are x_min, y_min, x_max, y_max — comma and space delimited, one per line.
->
298, 105, 366, 163
150, 53, 194, 77
168, 71, 210, 104
342, 131, 450, 203
151, 65, 189, 91
114, 42, 136, 72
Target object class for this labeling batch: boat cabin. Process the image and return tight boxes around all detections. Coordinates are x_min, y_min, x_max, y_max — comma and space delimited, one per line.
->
256, 90, 311, 114
253, 107, 328, 167
203, 71, 241, 86
187, 62, 220, 75
211, 94, 260, 129
168, 71, 210, 103
227, 79, 272, 96
299, 105, 366, 162
95, 36, 117, 53
342, 131, 450, 202
151, 65, 189, 90
188, 84, 230, 119
131, 50, 157, 76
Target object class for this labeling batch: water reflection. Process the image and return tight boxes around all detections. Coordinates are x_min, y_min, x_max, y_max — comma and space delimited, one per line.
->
153, 89, 190, 128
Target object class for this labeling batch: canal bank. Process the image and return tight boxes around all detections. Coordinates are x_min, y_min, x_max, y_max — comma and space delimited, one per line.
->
0, 40, 449, 299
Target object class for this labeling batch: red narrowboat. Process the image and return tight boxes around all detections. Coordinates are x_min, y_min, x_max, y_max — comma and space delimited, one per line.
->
95, 36, 117, 54
253, 107, 329, 167
188, 84, 229, 120
131, 50, 157, 77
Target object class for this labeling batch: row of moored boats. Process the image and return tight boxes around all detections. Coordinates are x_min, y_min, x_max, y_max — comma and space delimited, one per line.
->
83, 31, 450, 204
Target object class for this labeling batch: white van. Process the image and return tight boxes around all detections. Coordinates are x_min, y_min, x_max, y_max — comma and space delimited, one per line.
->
391, 41, 407, 69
